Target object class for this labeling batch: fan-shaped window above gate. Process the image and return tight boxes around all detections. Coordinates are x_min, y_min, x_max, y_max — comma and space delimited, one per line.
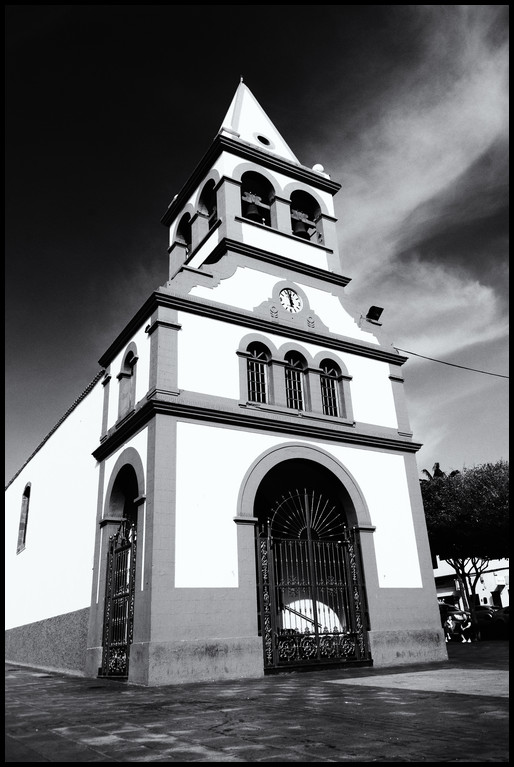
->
240, 171, 274, 227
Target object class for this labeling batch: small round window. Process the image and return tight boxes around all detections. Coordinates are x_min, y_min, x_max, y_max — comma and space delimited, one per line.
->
254, 133, 275, 150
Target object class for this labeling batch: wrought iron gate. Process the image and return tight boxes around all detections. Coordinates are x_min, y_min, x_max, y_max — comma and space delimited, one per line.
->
257, 489, 371, 670
100, 520, 137, 678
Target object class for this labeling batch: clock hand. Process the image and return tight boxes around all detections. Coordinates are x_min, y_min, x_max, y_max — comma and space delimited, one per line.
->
288, 292, 294, 307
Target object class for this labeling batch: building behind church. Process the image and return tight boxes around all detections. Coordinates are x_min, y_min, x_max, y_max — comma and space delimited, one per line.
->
5, 82, 448, 685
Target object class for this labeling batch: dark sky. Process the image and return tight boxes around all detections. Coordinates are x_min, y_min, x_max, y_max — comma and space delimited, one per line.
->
5, 5, 509, 484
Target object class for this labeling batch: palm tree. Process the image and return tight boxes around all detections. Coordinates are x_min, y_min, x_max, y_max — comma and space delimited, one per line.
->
421, 462, 459, 481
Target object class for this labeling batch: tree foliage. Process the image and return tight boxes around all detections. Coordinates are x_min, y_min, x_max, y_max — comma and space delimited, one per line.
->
420, 459, 509, 613
420, 459, 509, 561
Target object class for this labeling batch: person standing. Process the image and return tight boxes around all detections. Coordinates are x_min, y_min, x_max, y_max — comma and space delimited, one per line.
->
460, 614, 472, 642
444, 615, 454, 642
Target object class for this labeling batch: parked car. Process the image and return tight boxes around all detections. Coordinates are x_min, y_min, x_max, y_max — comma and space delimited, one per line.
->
490, 606, 509, 638
438, 602, 476, 641
472, 605, 501, 638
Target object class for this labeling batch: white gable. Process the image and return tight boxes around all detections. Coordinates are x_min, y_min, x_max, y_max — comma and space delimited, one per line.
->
219, 81, 300, 165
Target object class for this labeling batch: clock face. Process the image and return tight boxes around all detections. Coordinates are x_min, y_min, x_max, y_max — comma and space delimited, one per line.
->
279, 288, 303, 313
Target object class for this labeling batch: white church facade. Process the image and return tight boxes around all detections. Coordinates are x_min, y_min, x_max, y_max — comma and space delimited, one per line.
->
5, 82, 447, 685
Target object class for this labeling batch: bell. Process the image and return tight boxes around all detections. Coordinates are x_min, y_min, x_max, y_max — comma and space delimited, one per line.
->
245, 202, 261, 221
293, 219, 310, 239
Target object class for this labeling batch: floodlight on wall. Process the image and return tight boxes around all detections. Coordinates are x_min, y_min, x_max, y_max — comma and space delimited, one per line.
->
365, 306, 384, 324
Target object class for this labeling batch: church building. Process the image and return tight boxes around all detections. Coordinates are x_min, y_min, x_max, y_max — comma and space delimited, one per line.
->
5, 82, 447, 685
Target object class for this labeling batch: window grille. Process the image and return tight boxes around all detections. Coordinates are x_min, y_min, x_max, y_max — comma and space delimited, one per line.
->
320, 362, 339, 416
285, 353, 305, 410
320, 360, 345, 417
247, 344, 269, 403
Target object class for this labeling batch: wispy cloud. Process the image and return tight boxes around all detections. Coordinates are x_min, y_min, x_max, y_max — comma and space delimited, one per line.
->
327, 5, 508, 366
319, 6, 510, 472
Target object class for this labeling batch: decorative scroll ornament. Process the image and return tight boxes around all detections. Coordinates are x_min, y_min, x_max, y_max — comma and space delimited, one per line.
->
108, 648, 127, 674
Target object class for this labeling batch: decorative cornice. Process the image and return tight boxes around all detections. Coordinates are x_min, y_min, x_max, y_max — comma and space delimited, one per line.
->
98, 289, 408, 369
92, 397, 422, 463
99, 516, 123, 528
160, 134, 341, 226
200, 237, 351, 286
145, 319, 182, 336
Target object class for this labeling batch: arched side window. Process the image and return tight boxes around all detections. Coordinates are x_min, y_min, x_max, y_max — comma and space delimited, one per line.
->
240, 171, 274, 227
290, 190, 322, 243
284, 351, 307, 411
117, 348, 138, 421
246, 342, 271, 404
198, 179, 218, 231
320, 359, 343, 417
17, 483, 31, 554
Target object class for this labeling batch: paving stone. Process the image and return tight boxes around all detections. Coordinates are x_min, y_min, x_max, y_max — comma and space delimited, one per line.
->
5, 641, 509, 763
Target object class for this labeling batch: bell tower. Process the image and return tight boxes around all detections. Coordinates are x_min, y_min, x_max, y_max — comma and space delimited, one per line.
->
89, 79, 444, 685
161, 80, 346, 284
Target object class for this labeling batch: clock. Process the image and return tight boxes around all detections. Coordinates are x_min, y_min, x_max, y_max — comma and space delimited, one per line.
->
279, 288, 303, 313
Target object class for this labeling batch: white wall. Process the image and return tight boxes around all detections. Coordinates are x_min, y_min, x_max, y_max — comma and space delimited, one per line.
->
190, 268, 376, 345
174, 422, 422, 590
177, 313, 242, 399
177, 311, 397, 429
5, 380, 104, 629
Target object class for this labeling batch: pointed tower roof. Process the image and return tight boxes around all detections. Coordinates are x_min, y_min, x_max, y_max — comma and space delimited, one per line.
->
161, 80, 340, 227
219, 80, 301, 165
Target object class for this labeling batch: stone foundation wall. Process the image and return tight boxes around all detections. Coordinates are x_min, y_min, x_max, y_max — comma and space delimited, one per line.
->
131, 636, 264, 686
368, 628, 448, 666
5, 608, 90, 676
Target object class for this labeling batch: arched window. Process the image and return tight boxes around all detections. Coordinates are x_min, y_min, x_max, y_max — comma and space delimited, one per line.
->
320, 359, 342, 417
284, 351, 307, 410
247, 342, 271, 403
199, 180, 218, 231
290, 190, 322, 243
176, 213, 192, 254
118, 348, 138, 420
17, 483, 31, 554
240, 171, 274, 227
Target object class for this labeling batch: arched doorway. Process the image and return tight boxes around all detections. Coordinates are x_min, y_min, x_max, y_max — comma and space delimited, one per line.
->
254, 458, 371, 671
100, 464, 140, 678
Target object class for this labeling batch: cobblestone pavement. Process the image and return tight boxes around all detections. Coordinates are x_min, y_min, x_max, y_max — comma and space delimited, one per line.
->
5, 640, 509, 762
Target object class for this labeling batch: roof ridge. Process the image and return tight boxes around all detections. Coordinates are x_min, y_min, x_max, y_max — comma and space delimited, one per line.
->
5, 368, 105, 490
